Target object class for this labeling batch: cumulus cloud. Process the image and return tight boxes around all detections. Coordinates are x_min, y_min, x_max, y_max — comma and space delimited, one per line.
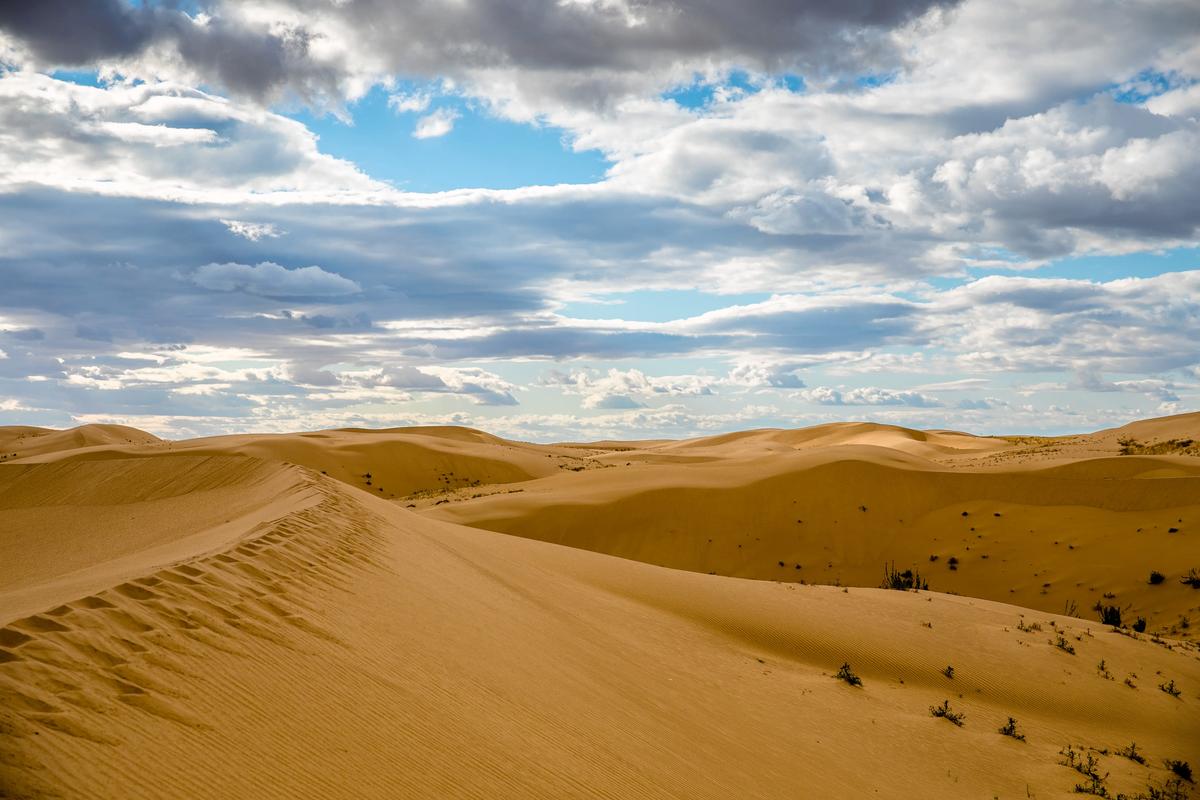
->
0, 0, 954, 109
413, 107, 460, 139
356, 365, 518, 405
388, 90, 431, 114
193, 262, 361, 297
799, 386, 941, 407
541, 367, 715, 409
221, 219, 283, 241
0, 72, 385, 202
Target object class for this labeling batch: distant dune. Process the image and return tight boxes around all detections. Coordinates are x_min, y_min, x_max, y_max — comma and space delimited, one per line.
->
1, 415, 1198, 798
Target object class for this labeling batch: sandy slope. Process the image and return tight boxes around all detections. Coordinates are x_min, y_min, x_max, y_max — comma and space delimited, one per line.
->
5, 426, 597, 501
431, 418, 1200, 638
2, 453, 1197, 799
0, 425, 160, 462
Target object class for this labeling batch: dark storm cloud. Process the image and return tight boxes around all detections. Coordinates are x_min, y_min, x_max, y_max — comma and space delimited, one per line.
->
0, 0, 957, 104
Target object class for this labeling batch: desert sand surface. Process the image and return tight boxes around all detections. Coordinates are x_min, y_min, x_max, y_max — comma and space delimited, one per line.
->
1, 415, 1198, 798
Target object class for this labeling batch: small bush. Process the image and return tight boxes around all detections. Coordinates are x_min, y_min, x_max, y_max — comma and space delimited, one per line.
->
948, 556, 959, 571
835, 662, 862, 687
1096, 603, 1122, 627
1132, 617, 1147, 632
1060, 746, 1108, 796
881, 562, 928, 591
1118, 742, 1146, 765
998, 717, 1025, 741
930, 699, 965, 726
1181, 569, 1200, 589
1144, 777, 1192, 800
1149, 571, 1166, 585
1164, 760, 1192, 783
1053, 633, 1077, 654
1159, 679, 1181, 698
942, 665, 955, 679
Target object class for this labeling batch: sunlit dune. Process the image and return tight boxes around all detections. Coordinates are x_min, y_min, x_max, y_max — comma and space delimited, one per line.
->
1, 415, 1197, 798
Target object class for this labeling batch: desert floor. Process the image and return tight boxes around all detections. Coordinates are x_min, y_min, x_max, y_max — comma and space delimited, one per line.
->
1, 413, 1198, 798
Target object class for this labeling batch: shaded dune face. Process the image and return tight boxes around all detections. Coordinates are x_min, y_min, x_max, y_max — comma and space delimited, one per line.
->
432, 451, 1200, 635
0, 416, 1198, 798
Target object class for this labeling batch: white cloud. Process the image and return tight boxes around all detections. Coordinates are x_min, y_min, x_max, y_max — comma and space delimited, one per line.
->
388, 90, 432, 114
221, 219, 283, 241
799, 386, 942, 407
413, 107, 460, 139
541, 367, 715, 409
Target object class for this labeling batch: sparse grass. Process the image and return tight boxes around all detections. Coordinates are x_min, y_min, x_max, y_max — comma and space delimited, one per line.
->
835, 662, 862, 687
1139, 777, 1192, 800
1118, 437, 1199, 456
1097, 660, 1113, 680
929, 699, 964, 726
881, 562, 928, 591
1054, 633, 1077, 654
1181, 569, 1200, 589
1017, 619, 1043, 633
998, 716, 1025, 741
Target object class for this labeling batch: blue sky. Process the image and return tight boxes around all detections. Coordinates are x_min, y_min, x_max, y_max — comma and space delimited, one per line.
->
292, 86, 611, 192
0, 0, 1198, 441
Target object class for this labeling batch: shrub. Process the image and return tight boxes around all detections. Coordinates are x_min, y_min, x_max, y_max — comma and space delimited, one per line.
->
1118, 743, 1146, 765
1143, 777, 1191, 800
1181, 569, 1200, 589
948, 556, 959, 571
930, 699, 965, 726
1053, 633, 1076, 654
1096, 603, 1123, 627
1132, 617, 1147, 633
1060, 746, 1108, 796
881, 562, 928, 591
1158, 679, 1181, 698
835, 662, 862, 687
1164, 760, 1192, 783
998, 717, 1025, 741
1149, 571, 1166, 585
942, 665, 955, 679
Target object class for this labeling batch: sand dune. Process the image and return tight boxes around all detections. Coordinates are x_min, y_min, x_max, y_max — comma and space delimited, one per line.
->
1, 416, 1198, 798
7, 425, 591, 501
432, 423, 1200, 638
0, 424, 160, 462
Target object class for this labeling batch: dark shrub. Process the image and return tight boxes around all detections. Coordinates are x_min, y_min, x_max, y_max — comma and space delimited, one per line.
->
881, 562, 928, 591
1096, 603, 1122, 627
835, 662, 862, 687
1165, 760, 1192, 782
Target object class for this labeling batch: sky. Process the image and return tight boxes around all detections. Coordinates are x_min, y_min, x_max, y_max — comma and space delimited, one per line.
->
0, 0, 1198, 442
